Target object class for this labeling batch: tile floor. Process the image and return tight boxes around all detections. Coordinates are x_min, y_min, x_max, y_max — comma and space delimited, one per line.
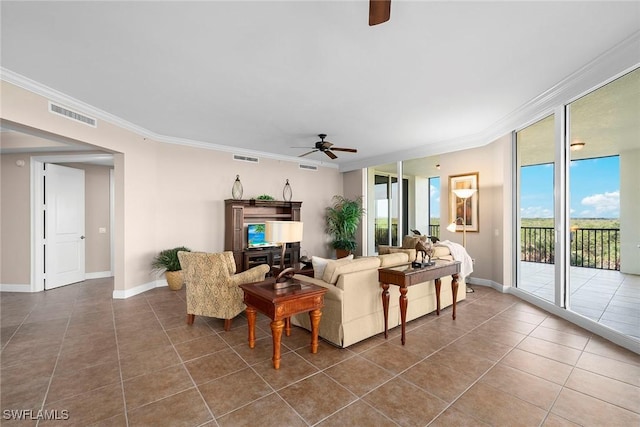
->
519, 262, 640, 339
1, 278, 639, 426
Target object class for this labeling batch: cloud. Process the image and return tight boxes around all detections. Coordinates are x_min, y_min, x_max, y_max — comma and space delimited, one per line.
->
521, 206, 553, 218
578, 190, 619, 217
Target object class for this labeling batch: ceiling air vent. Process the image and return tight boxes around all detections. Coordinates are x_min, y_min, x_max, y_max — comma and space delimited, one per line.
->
233, 154, 259, 163
48, 102, 97, 127
299, 164, 318, 171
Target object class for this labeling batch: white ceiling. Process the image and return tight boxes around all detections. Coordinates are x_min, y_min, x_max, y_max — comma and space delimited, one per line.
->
1, 1, 639, 170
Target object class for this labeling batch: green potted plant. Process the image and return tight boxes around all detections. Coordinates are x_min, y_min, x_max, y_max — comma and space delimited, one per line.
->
325, 195, 366, 258
152, 246, 191, 290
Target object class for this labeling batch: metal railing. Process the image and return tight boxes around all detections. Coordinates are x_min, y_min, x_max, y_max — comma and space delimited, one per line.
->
521, 226, 620, 271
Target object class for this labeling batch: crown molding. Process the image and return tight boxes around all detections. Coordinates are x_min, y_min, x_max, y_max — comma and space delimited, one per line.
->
0, 67, 338, 170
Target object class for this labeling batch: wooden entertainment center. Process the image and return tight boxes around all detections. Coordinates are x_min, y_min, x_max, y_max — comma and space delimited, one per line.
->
224, 199, 302, 272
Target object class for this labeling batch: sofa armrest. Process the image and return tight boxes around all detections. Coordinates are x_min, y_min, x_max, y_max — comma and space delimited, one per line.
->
293, 274, 343, 303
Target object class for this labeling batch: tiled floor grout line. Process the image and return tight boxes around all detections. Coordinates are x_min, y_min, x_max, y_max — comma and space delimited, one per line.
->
34, 295, 77, 427
143, 292, 221, 426
112, 294, 130, 427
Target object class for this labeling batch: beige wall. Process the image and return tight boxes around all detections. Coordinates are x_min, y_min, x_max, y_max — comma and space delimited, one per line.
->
1, 154, 31, 284
436, 133, 512, 287
620, 147, 640, 275
0, 81, 343, 295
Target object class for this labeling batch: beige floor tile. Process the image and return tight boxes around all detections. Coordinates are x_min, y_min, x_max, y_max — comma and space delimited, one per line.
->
480, 364, 562, 410
576, 351, 640, 387
216, 393, 306, 427
501, 348, 574, 385
324, 355, 394, 397
127, 388, 212, 427
316, 400, 397, 426
452, 381, 548, 426
363, 377, 447, 426
279, 372, 356, 425
198, 367, 273, 417
551, 388, 640, 426
565, 367, 640, 413
517, 336, 583, 365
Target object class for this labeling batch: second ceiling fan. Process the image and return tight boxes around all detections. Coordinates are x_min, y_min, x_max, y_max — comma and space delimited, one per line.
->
369, 0, 391, 26
298, 134, 357, 160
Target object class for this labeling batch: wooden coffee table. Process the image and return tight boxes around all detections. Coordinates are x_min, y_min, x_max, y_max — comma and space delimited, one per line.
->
239, 278, 327, 369
378, 260, 461, 345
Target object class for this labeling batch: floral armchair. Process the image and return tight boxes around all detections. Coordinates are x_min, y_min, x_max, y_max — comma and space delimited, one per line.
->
177, 251, 270, 331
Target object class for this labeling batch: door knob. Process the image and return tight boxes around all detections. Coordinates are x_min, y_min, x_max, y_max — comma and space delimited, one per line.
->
80, 235, 85, 239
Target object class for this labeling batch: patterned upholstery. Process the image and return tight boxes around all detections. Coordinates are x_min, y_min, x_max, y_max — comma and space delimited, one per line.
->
177, 251, 270, 328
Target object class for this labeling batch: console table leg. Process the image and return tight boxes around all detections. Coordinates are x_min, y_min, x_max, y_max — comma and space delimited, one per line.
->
309, 309, 322, 354
399, 286, 408, 345
451, 273, 459, 320
270, 319, 285, 369
381, 283, 390, 338
246, 306, 257, 349
285, 317, 291, 336
434, 278, 442, 316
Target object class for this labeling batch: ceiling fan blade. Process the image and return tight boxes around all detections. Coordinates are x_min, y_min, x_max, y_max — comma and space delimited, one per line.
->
369, 0, 391, 26
321, 141, 333, 149
325, 150, 338, 160
299, 149, 318, 157
330, 147, 358, 153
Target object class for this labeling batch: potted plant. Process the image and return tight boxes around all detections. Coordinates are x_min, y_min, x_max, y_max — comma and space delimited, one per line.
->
152, 246, 191, 290
325, 195, 366, 258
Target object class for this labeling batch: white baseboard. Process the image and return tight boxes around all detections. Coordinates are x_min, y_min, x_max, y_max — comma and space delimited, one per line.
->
86, 271, 112, 280
466, 277, 508, 293
112, 279, 167, 299
0, 283, 32, 292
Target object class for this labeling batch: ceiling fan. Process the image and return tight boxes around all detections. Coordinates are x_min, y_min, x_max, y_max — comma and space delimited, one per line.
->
298, 134, 358, 160
369, 0, 391, 26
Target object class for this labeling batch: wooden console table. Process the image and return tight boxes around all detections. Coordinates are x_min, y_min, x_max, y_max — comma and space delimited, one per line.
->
239, 278, 327, 369
378, 260, 461, 345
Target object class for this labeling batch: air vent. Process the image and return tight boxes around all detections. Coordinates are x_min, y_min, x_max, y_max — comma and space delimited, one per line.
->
299, 164, 318, 171
48, 102, 97, 127
233, 154, 259, 163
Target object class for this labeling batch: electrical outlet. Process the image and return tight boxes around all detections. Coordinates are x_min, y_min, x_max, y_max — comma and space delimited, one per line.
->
99, 227, 106, 234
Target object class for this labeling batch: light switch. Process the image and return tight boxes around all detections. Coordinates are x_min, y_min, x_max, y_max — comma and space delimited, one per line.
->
99, 227, 107, 234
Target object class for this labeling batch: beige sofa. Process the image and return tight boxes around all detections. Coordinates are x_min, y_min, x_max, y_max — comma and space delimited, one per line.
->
291, 247, 466, 348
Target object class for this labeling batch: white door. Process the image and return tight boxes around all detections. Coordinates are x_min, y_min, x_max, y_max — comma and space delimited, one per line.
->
45, 164, 85, 289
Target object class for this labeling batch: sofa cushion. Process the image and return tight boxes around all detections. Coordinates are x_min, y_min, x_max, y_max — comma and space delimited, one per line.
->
312, 254, 353, 279
378, 252, 409, 267
433, 245, 451, 258
322, 257, 381, 285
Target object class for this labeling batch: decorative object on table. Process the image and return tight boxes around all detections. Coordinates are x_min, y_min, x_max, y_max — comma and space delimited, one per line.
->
256, 194, 275, 200
232, 175, 243, 200
447, 176, 478, 292
283, 179, 292, 201
152, 246, 191, 290
265, 221, 304, 289
325, 195, 366, 259
177, 251, 270, 330
448, 172, 479, 233
411, 229, 422, 236
412, 237, 435, 268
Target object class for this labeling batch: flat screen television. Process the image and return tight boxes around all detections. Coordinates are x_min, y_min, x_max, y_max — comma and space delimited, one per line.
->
246, 223, 274, 248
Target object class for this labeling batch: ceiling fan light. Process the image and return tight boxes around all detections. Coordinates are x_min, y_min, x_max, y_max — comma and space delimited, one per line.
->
570, 141, 586, 151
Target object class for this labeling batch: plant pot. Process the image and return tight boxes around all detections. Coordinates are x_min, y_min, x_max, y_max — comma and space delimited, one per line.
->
336, 249, 352, 259
165, 270, 184, 291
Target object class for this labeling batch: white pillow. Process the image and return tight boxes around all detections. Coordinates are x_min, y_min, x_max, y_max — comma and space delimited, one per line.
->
312, 254, 353, 279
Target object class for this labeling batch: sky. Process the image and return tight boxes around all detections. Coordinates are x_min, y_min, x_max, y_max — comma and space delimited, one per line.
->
521, 155, 620, 219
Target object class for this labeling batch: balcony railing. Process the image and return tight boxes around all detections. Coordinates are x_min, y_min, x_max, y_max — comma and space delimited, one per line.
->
521, 226, 620, 271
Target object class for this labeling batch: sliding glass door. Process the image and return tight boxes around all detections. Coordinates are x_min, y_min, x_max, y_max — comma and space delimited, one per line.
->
516, 114, 557, 304
516, 67, 639, 341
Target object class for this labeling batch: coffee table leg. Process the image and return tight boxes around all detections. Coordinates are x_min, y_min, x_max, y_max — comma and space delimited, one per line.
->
435, 278, 442, 315
399, 286, 408, 345
285, 317, 291, 336
270, 319, 284, 369
451, 273, 459, 320
309, 309, 322, 354
381, 283, 390, 338
246, 306, 256, 349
